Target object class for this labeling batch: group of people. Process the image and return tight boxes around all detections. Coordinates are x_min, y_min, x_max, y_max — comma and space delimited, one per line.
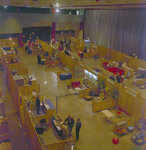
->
25, 42, 42, 54
59, 38, 74, 57
25, 44, 32, 54
109, 73, 124, 84
63, 115, 81, 140
80, 47, 98, 61
31, 89, 82, 141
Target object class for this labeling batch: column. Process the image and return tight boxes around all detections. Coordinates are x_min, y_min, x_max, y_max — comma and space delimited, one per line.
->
17, 7, 23, 47
51, 8, 56, 44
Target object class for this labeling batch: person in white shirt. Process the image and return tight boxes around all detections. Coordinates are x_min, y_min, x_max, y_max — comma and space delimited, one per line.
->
32, 89, 37, 98
133, 71, 137, 85
127, 70, 131, 79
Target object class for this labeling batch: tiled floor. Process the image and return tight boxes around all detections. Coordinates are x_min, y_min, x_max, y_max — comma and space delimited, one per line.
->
2, 46, 146, 150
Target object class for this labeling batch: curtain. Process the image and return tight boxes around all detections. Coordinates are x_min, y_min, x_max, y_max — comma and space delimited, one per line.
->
84, 9, 146, 60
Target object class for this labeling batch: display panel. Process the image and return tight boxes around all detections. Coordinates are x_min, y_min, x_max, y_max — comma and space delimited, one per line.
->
84, 69, 98, 82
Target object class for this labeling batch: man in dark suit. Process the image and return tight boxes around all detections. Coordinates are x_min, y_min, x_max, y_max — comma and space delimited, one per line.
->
75, 118, 81, 140
109, 75, 116, 81
37, 54, 41, 64
64, 115, 74, 136
36, 95, 40, 114
89, 89, 95, 97
80, 52, 84, 61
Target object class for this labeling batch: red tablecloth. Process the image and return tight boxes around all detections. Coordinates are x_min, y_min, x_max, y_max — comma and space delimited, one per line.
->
105, 67, 125, 76
78, 51, 82, 57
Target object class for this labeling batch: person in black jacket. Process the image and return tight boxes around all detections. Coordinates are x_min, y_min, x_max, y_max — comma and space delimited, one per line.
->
89, 89, 96, 97
109, 75, 115, 81
80, 52, 84, 61
64, 115, 74, 136
75, 118, 81, 140
25, 44, 28, 53
36, 95, 40, 114
37, 54, 41, 64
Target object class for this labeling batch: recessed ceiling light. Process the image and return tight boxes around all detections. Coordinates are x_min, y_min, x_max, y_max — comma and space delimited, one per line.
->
3, 5, 8, 9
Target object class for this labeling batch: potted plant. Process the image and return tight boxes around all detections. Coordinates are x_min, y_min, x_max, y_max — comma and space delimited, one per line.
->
97, 79, 106, 90
97, 79, 106, 100
23, 96, 36, 110
111, 87, 119, 100
105, 86, 111, 98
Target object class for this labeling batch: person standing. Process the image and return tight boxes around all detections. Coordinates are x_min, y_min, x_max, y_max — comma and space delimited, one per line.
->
121, 73, 124, 85
116, 73, 122, 83
64, 115, 74, 136
36, 95, 40, 114
75, 118, 81, 140
14, 46, 18, 55
80, 52, 84, 61
127, 70, 131, 79
109, 75, 115, 81
89, 89, 95, 97
37, 54, 41, 64
32, 89, 37, 99
25, 44, 28, 53
133, 71, 137, 85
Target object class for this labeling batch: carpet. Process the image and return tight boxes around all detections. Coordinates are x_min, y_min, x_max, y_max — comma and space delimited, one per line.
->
105, 67, 125, 76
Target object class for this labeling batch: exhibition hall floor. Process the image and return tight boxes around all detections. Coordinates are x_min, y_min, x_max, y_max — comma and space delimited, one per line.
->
2, 47, 146, 150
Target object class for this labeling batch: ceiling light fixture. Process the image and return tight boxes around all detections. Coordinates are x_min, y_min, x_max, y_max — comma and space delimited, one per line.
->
56, 9, 59, 13
3, 5, 8, 9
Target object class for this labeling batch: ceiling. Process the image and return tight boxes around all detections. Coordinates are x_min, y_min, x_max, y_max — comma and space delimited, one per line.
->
1, 0, 146, 10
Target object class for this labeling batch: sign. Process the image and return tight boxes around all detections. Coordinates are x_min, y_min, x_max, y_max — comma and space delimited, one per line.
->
92, 44, 97, 48
92, 69, 98, 75
125, 56, 130, 59
126, 90, 136, 97
107, 79, 114, 84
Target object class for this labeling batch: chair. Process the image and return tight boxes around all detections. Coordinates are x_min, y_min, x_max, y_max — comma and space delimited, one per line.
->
46, 63, 50, 68
51, 62, 55, 67
40, 119, 48, 131
127, 120, 134, 133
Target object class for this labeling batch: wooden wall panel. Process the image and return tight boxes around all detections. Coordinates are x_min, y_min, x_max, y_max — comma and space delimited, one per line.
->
136, 95, 145, 115
56, 22, 80, 31
7, 63, 24, 70
125, 94, 132, 114
0, 13, 84, 34
0, 38, 18, 48
130, 98, 138, 116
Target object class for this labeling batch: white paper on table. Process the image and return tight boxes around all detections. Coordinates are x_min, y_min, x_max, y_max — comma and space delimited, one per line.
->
44, 104, 50, 110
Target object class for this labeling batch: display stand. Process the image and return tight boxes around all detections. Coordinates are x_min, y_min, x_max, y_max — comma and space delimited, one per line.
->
131, 130, 146, 146
115, 120, 127, 137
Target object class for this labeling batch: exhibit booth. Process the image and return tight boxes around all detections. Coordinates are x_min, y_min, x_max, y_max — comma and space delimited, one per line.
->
1, 46, 76, 150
